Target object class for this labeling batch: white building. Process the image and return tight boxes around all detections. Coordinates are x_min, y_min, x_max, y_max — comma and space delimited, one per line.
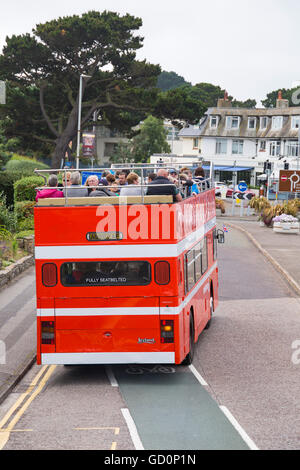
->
178, 92, 300, 183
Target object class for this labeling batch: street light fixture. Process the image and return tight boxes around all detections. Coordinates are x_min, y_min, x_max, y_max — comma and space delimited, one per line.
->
76, 74, 91, 169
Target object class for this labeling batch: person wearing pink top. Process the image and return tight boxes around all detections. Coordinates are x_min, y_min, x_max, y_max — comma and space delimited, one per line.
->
35, 174, 64, 201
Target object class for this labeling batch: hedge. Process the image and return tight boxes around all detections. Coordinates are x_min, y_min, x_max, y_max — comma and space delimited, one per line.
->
14, 176, 45, 202
6, 155, 49, 178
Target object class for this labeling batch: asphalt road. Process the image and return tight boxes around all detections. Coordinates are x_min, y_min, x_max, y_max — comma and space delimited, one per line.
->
0, 226, 299, 450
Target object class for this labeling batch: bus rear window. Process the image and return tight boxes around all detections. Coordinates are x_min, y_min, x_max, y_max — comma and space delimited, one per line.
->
61, 261, 151, 287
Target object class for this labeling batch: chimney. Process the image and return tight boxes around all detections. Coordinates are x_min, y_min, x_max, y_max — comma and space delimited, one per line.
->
217, 90, 232, 108
276, 90, 289, 109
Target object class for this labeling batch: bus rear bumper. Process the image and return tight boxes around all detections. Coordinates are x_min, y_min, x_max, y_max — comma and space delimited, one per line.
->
41, 351, 175, 365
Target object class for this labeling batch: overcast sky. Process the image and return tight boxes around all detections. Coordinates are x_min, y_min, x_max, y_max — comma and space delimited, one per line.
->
1, 0, 300, 105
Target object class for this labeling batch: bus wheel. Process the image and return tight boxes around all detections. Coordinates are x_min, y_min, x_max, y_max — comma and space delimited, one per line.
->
182, 314, 195, 366
205, 296, 214, 330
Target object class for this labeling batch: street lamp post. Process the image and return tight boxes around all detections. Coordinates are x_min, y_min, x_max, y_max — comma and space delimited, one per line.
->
76, 74, 91, 169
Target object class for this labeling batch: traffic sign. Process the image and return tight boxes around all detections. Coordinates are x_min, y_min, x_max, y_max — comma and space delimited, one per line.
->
279, 170, 300, 192
238, 182, 248, 193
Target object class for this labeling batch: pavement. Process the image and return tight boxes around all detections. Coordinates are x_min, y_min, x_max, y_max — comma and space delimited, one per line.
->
218, 199, 300, 296
0, 200, 299, 407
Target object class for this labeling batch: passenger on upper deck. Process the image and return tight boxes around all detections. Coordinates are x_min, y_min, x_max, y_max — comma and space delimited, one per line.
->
35, 174, 64, 201
85, 175, 99, 195
118, 171, 128, 186
120, 172, 144, 196
63, 171, 88, 197
146, 169, 182, 202
194, 166, 209, 190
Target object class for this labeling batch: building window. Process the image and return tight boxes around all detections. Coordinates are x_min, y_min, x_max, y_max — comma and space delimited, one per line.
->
226, 116, 240, 129
272, 116, 283, 130
291, 116, 300, 130
210, 116, 218, 128
270, 141, 281, 157
248, 117, 256, 129
193, 138, 199, 149
287, 141, 299, 157
216, 139, 227, 154
260, 117, 268, 130
260, 141, 266, 151
232, 140, 244, 155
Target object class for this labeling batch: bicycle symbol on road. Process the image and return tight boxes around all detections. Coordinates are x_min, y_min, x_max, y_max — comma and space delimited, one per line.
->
126, 365, 176, 375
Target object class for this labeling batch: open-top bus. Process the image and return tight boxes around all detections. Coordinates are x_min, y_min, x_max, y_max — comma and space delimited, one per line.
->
34, 166, 224, 366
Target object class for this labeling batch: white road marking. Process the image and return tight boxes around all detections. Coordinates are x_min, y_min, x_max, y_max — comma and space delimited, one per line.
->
105, 366, 119, 387
220, 406, 259, 450
189, 364, 208, 386
121, 408, 144, 450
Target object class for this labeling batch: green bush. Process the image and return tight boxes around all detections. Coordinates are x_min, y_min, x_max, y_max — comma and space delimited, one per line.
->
14, 176, 45, 202
15, 230, 34, 239
6, 155, 49, 177
0, 195, 18, 232
17, 217, 34, 231
0, 171, 15, 207
14, 201, 36, 221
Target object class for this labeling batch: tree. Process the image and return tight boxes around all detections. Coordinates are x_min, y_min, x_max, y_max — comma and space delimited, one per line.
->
262, 87, 300, 108
154, 82, 232, 126
0, 11, 161, 167
232, 98, 257, 108
131, 115, 170, 163
157, 71, 191, 92
110, 141, 134, 164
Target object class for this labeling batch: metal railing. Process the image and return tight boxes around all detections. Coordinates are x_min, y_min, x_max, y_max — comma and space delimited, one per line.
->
34, 164, 212, 206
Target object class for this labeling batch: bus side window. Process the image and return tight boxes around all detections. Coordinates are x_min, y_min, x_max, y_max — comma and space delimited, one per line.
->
213, 229, 217, 260
201, 237, 208, 275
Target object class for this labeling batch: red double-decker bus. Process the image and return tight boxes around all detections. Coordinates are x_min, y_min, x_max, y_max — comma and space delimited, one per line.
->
34, 167, 223, 366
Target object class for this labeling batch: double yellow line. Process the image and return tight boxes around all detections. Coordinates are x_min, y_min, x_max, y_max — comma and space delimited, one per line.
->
0, 365, 56, 450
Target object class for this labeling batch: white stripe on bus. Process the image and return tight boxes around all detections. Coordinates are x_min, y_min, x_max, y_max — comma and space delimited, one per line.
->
41, 352, 175, 365
38, 262, 217, 317
35, 218, 216, 260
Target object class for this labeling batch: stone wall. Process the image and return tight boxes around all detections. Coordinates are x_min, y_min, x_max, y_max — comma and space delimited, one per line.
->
0, 255, 34, 288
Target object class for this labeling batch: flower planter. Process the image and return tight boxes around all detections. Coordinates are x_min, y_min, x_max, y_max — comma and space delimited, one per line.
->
273, 221, 300, 234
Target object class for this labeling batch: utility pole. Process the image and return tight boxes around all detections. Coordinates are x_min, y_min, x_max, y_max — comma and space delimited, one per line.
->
76, 74, 91, 169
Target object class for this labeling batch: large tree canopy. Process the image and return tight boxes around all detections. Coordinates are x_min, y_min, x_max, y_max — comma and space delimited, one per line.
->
0, 11, 161, 167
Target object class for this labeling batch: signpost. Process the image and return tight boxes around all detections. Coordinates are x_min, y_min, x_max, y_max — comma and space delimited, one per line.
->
237, 182, 248, 216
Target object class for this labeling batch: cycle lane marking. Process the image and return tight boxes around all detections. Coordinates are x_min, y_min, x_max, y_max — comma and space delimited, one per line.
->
111, 364, 258, 450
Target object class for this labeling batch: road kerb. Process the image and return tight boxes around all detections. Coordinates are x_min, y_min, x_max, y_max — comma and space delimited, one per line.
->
227, 223, 300, 297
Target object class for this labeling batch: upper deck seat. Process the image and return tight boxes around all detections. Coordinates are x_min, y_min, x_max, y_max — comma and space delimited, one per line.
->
36, 195, 174, 206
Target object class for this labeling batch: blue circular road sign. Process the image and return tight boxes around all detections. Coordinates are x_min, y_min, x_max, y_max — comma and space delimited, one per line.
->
238, 182, 248, 193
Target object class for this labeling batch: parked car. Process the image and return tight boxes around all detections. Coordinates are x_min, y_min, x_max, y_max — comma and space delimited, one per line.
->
214, 182, 228, 197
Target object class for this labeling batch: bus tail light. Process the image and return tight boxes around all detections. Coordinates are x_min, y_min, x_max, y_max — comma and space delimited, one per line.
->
160, 320, 174, 343
155, 261, 170, 285
42, 263, 57, 287
41, 321, 55, 345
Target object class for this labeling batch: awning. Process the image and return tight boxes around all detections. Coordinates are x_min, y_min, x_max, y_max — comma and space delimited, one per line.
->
202, 165, 254, 172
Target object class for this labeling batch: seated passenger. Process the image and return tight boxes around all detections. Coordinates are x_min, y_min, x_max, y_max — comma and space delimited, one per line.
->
146, 169, 182, 202
63, 171, 88, 197
85, 175, 100, 195
194, 167, 209, 190
35, 174, 64, 201
147, 173, 157, 183
89, 186, 115, 197
120, 172, 144, 196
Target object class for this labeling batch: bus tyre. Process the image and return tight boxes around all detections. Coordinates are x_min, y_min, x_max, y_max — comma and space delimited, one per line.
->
182, 314, 195, 366
205, 296, 214, 330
